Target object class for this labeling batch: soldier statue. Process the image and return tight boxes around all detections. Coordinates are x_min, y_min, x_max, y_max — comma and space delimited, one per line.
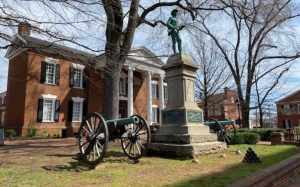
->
167, 9, 185, 54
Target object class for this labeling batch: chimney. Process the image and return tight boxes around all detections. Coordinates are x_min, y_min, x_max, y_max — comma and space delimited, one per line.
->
224, 87, 229, 98
18, 22, 31, 36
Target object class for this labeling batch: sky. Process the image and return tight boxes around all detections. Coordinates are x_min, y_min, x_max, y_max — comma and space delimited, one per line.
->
1, 0, 300, 108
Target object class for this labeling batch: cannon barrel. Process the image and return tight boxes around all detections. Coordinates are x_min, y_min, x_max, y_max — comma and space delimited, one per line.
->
204, 120, 234, 126
106, 116, 139, 128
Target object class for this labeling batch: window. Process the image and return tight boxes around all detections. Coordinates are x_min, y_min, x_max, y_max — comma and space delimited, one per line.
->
72, 102, 82, 122
215, 106, 221, 115
297, 104, 300, 113
37, 94, 60, 122
43, 100, 54, 121
40, 57, 60, 85
284, 105, 290, 114
236, 107, 239, 116
231, 97, 234, 103
69, 63, 86, 88
164, 84, 168, 100
1, 97, 5, 105
151, 81, 158, 99
224, 106, 228, 115
151, 106, 159, 123
119, 78, 127, 94
74, 69, 82, 88
1, 112, 4, 126
68, 97, 87, 122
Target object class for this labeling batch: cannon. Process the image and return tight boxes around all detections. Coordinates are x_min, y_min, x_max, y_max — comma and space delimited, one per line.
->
77, 112, 150, 165
204, 117, 237, 145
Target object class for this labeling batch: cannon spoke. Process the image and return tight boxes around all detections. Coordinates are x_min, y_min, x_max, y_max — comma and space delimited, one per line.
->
121, 115, 150, 160
78, 112, 108, 165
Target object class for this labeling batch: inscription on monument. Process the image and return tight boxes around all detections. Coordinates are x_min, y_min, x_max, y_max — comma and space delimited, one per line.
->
168, 80, 181, 102
186, 80, 195, 102
163, 110, 185, 124
188, 111, 203, 123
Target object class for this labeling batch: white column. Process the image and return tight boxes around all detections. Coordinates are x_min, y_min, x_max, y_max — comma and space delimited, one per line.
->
159, 74, 165, 125
147, 72, 152, 125
127, 67, 134, 117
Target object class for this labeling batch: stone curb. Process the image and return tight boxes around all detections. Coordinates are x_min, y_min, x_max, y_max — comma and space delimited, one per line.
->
227, 153, 300, 187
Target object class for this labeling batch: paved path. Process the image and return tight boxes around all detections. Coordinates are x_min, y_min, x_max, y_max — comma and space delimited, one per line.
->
285, 175, 300, 187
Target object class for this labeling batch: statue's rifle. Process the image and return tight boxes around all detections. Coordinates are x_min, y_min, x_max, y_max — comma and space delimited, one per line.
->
168, 22, 197, 36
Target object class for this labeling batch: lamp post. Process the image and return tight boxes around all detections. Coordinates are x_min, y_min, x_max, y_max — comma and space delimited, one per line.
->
235, 98, 241, 129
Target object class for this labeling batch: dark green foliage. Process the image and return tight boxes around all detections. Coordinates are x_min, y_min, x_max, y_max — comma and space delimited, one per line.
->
5, 129, 16, 138
236, 128, 286, 141
28, 119, 39, 137
235, 133, 244, 144
243, 132, 260, 144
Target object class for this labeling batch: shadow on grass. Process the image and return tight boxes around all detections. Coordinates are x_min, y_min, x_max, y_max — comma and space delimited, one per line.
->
168, 145, 300, 187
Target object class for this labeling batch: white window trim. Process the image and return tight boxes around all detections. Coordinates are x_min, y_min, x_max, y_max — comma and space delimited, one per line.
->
152, 105, 158, 123
73, 69, 84, 88
72, 63, 85, 70
231, 97, 234, 103
41, 94, 57, 122
45, 63, 56, 84
45, 57, 58, 65
297, 104, 300, 113
151, 81, 158, 99
72, 97, 84, 122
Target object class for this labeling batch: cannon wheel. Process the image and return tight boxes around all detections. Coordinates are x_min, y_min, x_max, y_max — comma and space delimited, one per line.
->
207, 117, 236, 145
221, 122, 237, 145
78, 112, 108, 165
120, 115, 150, 160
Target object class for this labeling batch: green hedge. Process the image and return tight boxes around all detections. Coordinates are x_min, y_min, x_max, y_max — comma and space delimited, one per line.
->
5, 129, 16, 138
236, 128, 286, 141
234, 132, 260, 145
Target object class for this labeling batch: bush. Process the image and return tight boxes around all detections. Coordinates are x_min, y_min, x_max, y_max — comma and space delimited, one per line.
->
28, 119, 39, 137
235, 133, 244, 144
5, 129, 16, 138
243, 132, 260, 144
236, 128, 286, 141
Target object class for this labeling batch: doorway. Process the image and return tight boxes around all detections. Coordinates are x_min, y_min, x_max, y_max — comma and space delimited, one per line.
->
119, 101, 127, 118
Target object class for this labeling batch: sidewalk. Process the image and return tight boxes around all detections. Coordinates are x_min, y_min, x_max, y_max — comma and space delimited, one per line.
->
285, 175, 300, 187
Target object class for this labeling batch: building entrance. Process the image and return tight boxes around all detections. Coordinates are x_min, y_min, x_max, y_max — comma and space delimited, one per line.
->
119, 101, 127, 118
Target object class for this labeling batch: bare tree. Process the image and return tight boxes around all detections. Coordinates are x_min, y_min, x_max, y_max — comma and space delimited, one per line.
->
187, 35, 232, 119
190, 0, 300, 128
1, 0, 223, 119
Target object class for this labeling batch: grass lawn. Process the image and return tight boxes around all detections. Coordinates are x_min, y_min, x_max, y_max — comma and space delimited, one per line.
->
0, 140, 299, 187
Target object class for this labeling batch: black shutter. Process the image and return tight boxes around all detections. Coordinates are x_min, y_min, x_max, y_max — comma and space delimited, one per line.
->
69, 67, 74, 87
40, 61, 47, 83
37, 99, 44, 122
83, 101, 88, 118
157, 108, 160, 123
283, 120, 286, 129
68, 100, 73, 122
54, 100, 60, 122
82, 69, 88, 89
55, 64, 60, 85
288, 120, 292, 129
156, 84, 159, 99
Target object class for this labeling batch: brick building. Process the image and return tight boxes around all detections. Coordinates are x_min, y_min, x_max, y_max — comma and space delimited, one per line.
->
0, 91, 6, 127
3, 23, 167, 136
198, 87, 241, 126
275, 89, 300, 128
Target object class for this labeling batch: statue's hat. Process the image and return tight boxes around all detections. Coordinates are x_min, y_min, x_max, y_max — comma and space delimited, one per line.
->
171, 9, 179, 15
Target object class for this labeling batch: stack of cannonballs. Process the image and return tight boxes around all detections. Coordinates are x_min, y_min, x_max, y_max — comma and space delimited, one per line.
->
242, 147, 262, 163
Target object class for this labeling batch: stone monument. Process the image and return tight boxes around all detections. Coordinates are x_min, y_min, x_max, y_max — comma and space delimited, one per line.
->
149, 54, 227, 158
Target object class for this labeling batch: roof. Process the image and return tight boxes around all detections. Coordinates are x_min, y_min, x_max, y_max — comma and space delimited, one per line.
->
275, 89, 300, 104
198, 93, 226, 106
0, 91, 6, 97
5, 34, 164, 68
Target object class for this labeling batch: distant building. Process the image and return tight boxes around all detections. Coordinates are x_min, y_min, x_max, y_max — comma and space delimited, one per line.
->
0, 91, 6, 127
3, 23, 167, 136
198, 87, 241, 126
275, 89, 300, 128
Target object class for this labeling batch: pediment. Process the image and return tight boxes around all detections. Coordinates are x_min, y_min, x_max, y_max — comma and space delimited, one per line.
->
126, 46, 165, 68
5, 34, 27, 59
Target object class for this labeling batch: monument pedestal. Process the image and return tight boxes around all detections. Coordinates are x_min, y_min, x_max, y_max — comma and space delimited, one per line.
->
148, 54, 227, 158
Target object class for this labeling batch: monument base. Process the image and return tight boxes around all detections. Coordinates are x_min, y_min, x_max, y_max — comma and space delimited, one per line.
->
157, 125, 210, 135
148, 141, 227, 158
